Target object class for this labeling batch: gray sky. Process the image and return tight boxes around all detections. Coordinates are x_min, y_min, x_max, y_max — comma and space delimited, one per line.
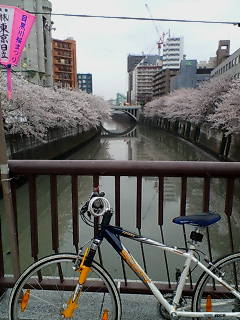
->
50, 0, 240, 100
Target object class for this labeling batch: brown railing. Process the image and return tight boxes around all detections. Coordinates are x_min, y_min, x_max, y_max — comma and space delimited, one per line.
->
1, 160, 240, 294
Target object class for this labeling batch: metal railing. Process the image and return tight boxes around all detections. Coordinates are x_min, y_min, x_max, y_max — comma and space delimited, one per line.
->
1, 160, 240, 295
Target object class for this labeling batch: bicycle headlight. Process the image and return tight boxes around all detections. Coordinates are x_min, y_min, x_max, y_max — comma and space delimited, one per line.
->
88, 197, 111, 217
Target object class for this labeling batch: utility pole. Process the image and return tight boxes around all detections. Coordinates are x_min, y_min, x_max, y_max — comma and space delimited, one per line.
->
0, 95, 20, 279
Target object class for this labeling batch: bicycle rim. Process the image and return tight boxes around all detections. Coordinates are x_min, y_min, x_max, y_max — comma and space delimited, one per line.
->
192, 253, 240, 319
9, 253, 121, 320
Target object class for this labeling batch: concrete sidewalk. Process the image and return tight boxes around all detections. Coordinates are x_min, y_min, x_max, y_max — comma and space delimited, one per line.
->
0, 289, 161, 320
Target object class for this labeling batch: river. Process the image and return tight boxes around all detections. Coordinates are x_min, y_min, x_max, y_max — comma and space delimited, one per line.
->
1, 117, 240, 282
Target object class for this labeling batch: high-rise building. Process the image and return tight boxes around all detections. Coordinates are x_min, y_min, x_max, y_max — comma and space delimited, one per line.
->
77, 73, 92, 93
162, 37, 184, 70
0, 0, 53, 86
131, 55, 162, 105
52, 38, 77, 88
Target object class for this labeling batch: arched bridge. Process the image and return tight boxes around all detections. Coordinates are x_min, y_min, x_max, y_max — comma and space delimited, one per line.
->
101, 124, 137, 137
111, 105, 142, 122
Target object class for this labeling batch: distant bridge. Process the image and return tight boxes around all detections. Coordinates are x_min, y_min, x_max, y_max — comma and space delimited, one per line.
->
101, 124, 137, 137
111, 105, 142, 122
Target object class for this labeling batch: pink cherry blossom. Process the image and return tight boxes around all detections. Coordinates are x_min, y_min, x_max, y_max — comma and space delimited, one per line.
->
0, 73, 111, 140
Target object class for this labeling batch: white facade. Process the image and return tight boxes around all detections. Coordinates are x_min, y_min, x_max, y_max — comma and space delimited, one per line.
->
211, 47, 240, 79
131, 61, 161, 105
162, 37, 184, 70
0, 0, 53, 86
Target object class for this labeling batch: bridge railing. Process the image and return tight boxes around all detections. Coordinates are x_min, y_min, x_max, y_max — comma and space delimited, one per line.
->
1, 160, 240, 294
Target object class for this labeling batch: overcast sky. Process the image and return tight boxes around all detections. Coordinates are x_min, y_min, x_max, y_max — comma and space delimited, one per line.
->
50, 0, 240, 100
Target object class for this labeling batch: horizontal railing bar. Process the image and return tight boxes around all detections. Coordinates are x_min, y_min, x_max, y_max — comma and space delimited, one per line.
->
0, 277, 229, 297
8, 160, 240, 177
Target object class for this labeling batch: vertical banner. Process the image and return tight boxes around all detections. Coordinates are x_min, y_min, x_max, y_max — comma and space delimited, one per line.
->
0, 7, 35, 279
0, 5, 36, 99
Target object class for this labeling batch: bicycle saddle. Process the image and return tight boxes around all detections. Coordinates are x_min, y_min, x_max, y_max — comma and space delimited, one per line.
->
172, 211, 221, 227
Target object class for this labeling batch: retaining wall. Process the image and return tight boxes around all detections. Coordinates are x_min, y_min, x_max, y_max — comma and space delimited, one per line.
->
6, 127, 99, 160
141, 116, 240, 161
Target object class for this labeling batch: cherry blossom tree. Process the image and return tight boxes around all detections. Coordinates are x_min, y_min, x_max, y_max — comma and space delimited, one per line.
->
0, 73, 111, 140
208, 78, 240, 135
144, 74, 234, 127
187, 74, 232, 125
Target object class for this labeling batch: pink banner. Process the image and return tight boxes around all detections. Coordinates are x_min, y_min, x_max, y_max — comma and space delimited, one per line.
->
0, 5, 36, 99
10, 7, 36, 66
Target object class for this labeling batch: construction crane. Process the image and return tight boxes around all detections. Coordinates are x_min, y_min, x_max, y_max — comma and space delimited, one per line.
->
145, 3, 166, 55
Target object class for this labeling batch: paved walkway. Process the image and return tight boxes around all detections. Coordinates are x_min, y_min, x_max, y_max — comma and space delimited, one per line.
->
0, 290, 161, 320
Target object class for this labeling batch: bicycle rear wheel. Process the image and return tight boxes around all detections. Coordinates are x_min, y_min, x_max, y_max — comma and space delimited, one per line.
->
9, 253, 121, 320
192, 252, 240, 319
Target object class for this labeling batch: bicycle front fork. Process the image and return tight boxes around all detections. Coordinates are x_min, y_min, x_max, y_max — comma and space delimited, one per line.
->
61, 238, 101, 318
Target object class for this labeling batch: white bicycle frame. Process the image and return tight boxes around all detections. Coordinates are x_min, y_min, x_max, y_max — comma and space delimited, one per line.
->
120, 239, 240, 318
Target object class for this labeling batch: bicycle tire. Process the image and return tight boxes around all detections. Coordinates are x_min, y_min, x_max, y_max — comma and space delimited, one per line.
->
192, 252, 240, 318
9, 253, 122, 320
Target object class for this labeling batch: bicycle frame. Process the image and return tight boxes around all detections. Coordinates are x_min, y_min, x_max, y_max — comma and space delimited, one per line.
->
90, 224, 240, 318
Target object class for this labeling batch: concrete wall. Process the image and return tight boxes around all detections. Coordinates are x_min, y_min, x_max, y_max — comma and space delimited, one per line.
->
141, 116, 239, 161
7, 127, 99, 160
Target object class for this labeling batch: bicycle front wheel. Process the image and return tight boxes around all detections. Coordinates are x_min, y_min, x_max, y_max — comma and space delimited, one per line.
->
9, 253, 121, 320
192, 252, 240, 318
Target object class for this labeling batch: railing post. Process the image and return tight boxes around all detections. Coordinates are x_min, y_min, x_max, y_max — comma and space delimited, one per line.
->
0, 96, 20, 280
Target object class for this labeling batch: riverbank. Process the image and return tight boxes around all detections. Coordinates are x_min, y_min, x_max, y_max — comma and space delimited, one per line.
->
141, 116, 240, 162
7, 127, 100, 160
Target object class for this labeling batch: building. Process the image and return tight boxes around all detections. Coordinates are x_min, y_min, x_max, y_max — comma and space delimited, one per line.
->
211, 47, 240, 79
198, 57, 216, 69
170, 59, 212, 91
0, 0, 53, 86
127, 54, 145, 103
52, 38, 77, 88
216, 40, 230, 66
77, 73, 92, 93
152, 69, 178, 97
131, 55, 162, 105
162, 37, 184, 70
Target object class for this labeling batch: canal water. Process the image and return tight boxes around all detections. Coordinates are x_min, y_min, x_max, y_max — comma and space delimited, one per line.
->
1, 117, 240, 283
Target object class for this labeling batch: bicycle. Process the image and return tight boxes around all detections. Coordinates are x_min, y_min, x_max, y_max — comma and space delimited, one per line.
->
8, 186, 240, 319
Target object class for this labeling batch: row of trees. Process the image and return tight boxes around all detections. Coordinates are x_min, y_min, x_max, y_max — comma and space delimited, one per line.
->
144, 75, 240, 135
0, 73, 111, 140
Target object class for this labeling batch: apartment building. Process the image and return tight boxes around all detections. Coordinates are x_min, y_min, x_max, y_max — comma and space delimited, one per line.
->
0, 0, 53, 86
131, 56, 162, 105
52, 38, 77, 88
152, 69, 178, 97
